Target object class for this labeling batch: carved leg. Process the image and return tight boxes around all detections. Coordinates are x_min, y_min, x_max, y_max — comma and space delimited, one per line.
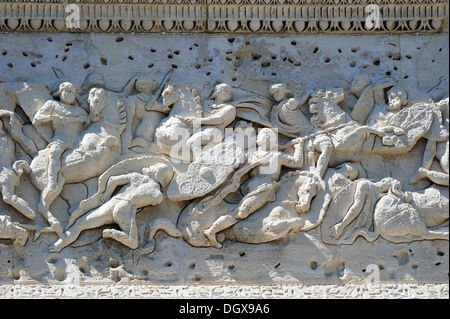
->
410, 167, 449, 186
38, 171, 65, 237
146, 218, 183, 241
104, 205, 139, 249
49, 201, 115, 252
44, 143, 66, 199
1, 184, 36, 220
204, 215, 237, 248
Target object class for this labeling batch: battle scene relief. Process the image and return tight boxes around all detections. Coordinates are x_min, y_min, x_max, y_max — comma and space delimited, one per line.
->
0, 33, 448, 285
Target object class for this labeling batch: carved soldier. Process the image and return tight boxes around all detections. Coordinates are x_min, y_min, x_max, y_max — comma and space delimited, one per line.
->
50, 162, 173, 252
32, 82, 88, 235
180, 83, 237, 159
0, 119, 36, 220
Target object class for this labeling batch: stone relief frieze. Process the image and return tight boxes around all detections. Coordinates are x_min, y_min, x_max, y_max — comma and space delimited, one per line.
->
0, 33, 448, 284
0, 0, 448, 33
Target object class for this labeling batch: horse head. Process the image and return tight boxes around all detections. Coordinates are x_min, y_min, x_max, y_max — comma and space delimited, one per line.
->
294, 171, 326, 214
309, 88, 347, 128
161, 83, 180, 112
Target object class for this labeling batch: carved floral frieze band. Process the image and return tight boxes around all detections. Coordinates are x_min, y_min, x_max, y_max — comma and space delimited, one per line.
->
0, 0, 448, 33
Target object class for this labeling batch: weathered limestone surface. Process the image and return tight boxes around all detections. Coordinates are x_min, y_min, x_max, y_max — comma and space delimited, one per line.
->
0, 1, 448, 298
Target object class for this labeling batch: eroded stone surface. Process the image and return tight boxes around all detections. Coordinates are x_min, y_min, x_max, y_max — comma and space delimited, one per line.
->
0, 32, 448, 287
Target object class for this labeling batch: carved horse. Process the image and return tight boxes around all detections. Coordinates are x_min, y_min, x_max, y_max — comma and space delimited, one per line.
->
151, 84, 203, 161
321, 183, 449, 244
28, 88, 127, 236
134, 169, 330, 260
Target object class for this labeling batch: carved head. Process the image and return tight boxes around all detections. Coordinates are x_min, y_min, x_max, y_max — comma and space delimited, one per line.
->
87, 88, 108, 120
135, 76, 159, 94
256, 128, 278, 151
386, 86, 408, 111
143, 163, 174, 188
270, 83, 292, 102
161, 83, 179, 108
349, 74, 372, 97
309, 88, 345, 127
55, 82, 77, 105
211, 83, 232, 105
295, 172, 325, 214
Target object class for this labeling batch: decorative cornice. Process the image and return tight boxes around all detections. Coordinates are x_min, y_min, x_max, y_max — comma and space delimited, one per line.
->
0, 1, 448, 34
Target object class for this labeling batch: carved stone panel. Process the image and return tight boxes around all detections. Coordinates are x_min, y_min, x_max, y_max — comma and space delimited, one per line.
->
0, 2, 448, 294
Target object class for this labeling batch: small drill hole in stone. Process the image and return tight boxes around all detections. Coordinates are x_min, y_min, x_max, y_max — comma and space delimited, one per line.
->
313, 47, 319, 54
164, 260, 173, 267
148, 63, 154, 68
115, 36, 124, 42
7, 63, 13, 68
100, 57, 107, 65
373, 57, 380, 66
83, 63, 90, 69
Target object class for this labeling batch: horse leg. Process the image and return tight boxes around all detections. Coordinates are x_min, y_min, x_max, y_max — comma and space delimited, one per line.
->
132, 218, 183, 263
146, 218, 183, 241
204, 215, 237, 248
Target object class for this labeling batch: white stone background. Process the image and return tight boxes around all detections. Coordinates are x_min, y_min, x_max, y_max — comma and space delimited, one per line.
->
0, 33, 448, 291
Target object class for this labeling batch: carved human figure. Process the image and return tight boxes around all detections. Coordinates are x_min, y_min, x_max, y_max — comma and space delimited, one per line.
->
50, 162, 173, 252
328, 177, 396, 239
410, 97, 449, 186
324, 179, 448, 244
179, 83, 236, 159
365, 86, 409, 146
125, 76, 171, 150
203, 127, 305, 248
347, 75, 395, 125
33, 82, 88, 210
0, 120, 36, 220
307, 89, 387, 178
269, 83, 311, 137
